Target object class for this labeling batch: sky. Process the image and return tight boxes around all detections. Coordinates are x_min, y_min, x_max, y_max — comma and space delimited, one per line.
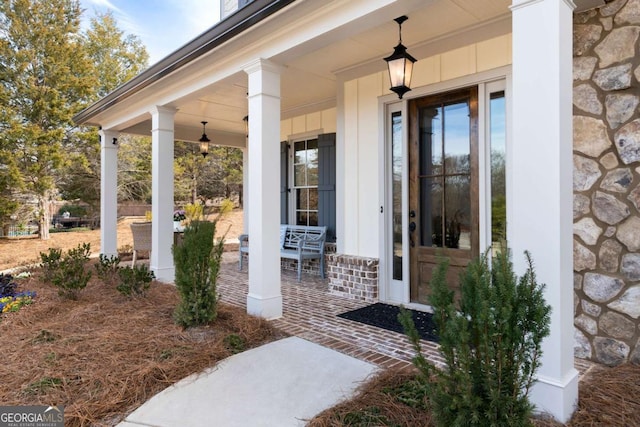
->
79, 0, 221, 65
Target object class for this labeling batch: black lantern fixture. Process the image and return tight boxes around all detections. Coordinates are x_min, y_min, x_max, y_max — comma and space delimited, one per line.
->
199, 121, 210, 158
384, 16, 417, 99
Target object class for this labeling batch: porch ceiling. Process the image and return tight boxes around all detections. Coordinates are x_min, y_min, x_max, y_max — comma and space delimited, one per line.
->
116, 0, 512, 146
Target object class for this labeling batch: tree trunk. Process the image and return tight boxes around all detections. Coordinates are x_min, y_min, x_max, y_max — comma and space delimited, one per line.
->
38, 192, 52, 240
191, 174, 197, 205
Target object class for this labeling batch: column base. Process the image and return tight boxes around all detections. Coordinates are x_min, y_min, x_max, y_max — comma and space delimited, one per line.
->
531, 368, 579, 423
247, 293, 283, 320
151, 266, 175, 284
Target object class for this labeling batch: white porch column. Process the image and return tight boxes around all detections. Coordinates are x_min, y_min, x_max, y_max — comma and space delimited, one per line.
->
99, 129, 119, 257
242, 147, 249, 234
510, 0, 578, 423
244, 58, 283, 319
150, 106, 177, 283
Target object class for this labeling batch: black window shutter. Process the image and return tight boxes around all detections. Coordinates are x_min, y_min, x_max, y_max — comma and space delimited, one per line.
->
318, 133, 336, 242
280, 141, 288, 225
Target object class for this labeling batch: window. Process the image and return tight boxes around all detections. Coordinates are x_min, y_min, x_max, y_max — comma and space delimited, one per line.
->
490, 91, 506, 248
281, 133, 335, 241
292, 138, 319, 226
391, 112, 403, 280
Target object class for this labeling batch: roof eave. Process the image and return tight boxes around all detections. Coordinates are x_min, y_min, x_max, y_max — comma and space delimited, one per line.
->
73, 0, 296, 126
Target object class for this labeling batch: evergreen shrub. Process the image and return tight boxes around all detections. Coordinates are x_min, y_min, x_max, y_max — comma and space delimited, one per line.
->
41, 243, 92, 299
399, 248, 551, 427
40, 248, 62, 282
117, 264, 154, 297
95, 254, 121, 285
173, 220, 225, 327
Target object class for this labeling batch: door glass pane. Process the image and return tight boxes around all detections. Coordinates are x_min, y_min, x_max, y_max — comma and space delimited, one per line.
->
444, 101, 470, 175
445, 175, 471, 249
490, 92, 506, 247
420, 106, 442, 176
391, 112, 403, 280
418, 97, 471, 252
420, 177, 443, 247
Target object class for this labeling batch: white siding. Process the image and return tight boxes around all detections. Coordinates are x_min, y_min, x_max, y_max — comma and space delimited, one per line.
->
278, 35, 513, 259
340, 34, 512, 259
280, 108, 337, 141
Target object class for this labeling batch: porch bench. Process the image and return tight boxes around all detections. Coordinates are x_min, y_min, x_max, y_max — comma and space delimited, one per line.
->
238, 225, 327, 281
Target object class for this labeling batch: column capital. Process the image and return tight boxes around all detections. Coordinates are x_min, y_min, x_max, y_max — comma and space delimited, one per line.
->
511, 0, 575, 12
244, 58, 285, 76
245, 59, 283, 99
149, 105, 178, 116
150, 106, 177, 132
99, 129, 120, 149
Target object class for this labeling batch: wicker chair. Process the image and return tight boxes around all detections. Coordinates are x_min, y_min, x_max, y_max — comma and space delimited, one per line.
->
130, 222, 152, 267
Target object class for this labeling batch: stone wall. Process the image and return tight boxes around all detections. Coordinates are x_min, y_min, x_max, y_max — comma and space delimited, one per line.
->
573, 0, 640, 365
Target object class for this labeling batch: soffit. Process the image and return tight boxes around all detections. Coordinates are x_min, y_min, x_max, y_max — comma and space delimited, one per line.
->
108, 0, 513, 143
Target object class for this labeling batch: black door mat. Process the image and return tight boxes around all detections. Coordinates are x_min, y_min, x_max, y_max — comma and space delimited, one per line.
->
337, 303, 439, 343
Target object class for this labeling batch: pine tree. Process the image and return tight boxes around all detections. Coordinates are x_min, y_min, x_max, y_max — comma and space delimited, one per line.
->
57, 11, 149, 213
0, 0, 93, 238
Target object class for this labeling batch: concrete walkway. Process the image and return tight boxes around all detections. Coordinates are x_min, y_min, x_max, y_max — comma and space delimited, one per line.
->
117, 337, 378, 427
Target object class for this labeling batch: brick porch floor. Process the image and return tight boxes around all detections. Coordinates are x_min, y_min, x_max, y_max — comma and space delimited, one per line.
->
217, 253, 594, 376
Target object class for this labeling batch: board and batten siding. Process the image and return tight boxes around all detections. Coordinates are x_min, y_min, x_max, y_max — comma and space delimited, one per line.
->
340, 34, 512, 258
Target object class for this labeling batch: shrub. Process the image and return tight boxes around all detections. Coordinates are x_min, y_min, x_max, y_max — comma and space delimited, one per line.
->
224, 334, 245, 354
95, 254, 121, 284
0, 274, 17, 297
219, 198, 234, 216
116, 265, 155, 297
185, 203, 203, 221
40, 248, 62, 282
42, 243, 92, 299
173, 220, 225, 327
399, 248, 551, 427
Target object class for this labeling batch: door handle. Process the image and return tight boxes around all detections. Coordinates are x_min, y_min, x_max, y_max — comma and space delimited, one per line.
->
409, 222, 416, 247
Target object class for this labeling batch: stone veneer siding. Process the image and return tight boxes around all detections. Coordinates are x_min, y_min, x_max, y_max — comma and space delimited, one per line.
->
573, 0, 640, 365
326, 254, 379, 302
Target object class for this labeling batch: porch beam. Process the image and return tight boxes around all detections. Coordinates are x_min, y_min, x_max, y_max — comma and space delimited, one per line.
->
99, 129, 119, 257
244, 58, 283, 320
510, 0, 578, 423
150, 106, 177, 283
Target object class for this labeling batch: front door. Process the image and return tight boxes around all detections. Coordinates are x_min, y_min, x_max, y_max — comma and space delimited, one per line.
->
408, 87, 479, 304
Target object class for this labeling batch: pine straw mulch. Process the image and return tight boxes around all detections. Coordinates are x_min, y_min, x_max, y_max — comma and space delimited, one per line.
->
309, 361, 640, 427
0, 266, 283, 427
